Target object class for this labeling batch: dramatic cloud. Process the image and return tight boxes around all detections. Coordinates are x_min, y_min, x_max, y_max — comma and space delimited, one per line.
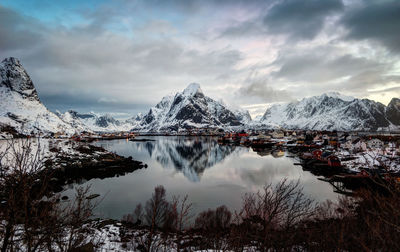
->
263, 0, 344, 40
0, 6, 45, 51
239, 80, 293, 103
0, 0, 399, 118
341, 0, 400, 53
272, 50, 384, 83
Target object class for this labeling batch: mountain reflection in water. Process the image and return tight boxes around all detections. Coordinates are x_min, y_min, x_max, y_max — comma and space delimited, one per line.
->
131, 137, 243, 182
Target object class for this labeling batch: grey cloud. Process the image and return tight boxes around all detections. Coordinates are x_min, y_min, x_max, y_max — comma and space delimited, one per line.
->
341, 70, 400, 93
369, 86, 400, 95
0, 6, 45, 51
273, 51, 385, 84
220, 20, 266, 38
263, 0, 344, 40
238, 80, 293, 103
41, 93, 152, 117
341, 0, 400, 52
125, 0, 269, 13
266, 43, 400, 99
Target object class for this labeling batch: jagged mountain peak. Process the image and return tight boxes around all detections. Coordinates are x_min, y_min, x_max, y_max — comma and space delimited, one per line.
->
386, 97, 400, 126
2, 57, 21, 66
182, 83, 203, 97
137, 83, 245, 131
0, 57, 39, 101
389, 97, 400, 107
320, 92, 355, 102
0, 58, 78, 135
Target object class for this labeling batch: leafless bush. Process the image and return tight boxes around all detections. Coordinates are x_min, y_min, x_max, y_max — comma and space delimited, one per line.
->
51, 186, 98, 251
354, 184, 400, 251
127, 187, 195, 251
0, 138, 96, 251
170, 195, 193, 251
139, 185, 171, 251
195, 205, 231, 231
233, 179, 315, 250
0, 138, 49, 252
122, 204, 143, 225
144, 185, 170, 229
193, 205, 231, 251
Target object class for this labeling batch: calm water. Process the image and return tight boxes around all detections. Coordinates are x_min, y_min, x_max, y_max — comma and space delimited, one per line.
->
64, 136, 339, 219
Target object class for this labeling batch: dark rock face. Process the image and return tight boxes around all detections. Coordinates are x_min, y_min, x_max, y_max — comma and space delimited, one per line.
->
143, 109, 155, 124
0, 57, 39, 101
95, 115, 120, 128
216, 108, 241, 126
386, 98, 400, 125
175, 105, 206, 123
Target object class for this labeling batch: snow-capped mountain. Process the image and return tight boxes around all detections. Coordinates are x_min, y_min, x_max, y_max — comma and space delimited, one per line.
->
0, 57, 77, 136
138, 83, 249, 131
60, 110, 141, 132
3, 57, 399, 134
126, 112, 143, 124
231, 107, 252, 124
259, 92, 400, 131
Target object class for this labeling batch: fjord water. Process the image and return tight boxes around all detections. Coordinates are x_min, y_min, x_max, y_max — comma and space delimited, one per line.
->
66, 136, 339, 219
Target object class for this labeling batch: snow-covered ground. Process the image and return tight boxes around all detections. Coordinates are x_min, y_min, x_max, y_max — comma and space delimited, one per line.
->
0, 138, 107, 173
337, 148, 400, 172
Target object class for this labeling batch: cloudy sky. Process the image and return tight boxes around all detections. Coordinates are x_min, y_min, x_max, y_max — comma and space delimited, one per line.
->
1, 0, 399, 118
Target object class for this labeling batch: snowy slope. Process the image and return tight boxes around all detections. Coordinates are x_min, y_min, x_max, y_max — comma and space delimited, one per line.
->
0, 58, 77, 136
230, 107, 252, 124
138, 83, 249, 131
60, 110, 141, 132
259, 93, 400, 131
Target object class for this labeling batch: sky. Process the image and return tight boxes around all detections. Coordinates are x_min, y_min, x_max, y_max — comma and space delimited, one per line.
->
1, 0, 399, 119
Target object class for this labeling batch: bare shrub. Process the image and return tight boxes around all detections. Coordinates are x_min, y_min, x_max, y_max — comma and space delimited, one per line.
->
195, 205, 231, 231
51, 186, 98, 251
141, 185, 171, 251
194, 205, 231, 251
171, 195, 193, 251
0, 139, 96, 251
234, 179, 315, 250
144, 185, 169, 229
122, 203, 143, 225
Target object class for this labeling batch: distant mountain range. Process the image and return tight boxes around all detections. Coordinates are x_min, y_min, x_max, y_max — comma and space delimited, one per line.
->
259, 93, 400, 131
58, 110, 142, 132
1, 57, 400, 136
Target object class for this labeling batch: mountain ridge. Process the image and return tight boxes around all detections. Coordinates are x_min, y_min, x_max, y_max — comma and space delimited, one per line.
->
259, 93, 400, 131
1, 56, 400, 135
